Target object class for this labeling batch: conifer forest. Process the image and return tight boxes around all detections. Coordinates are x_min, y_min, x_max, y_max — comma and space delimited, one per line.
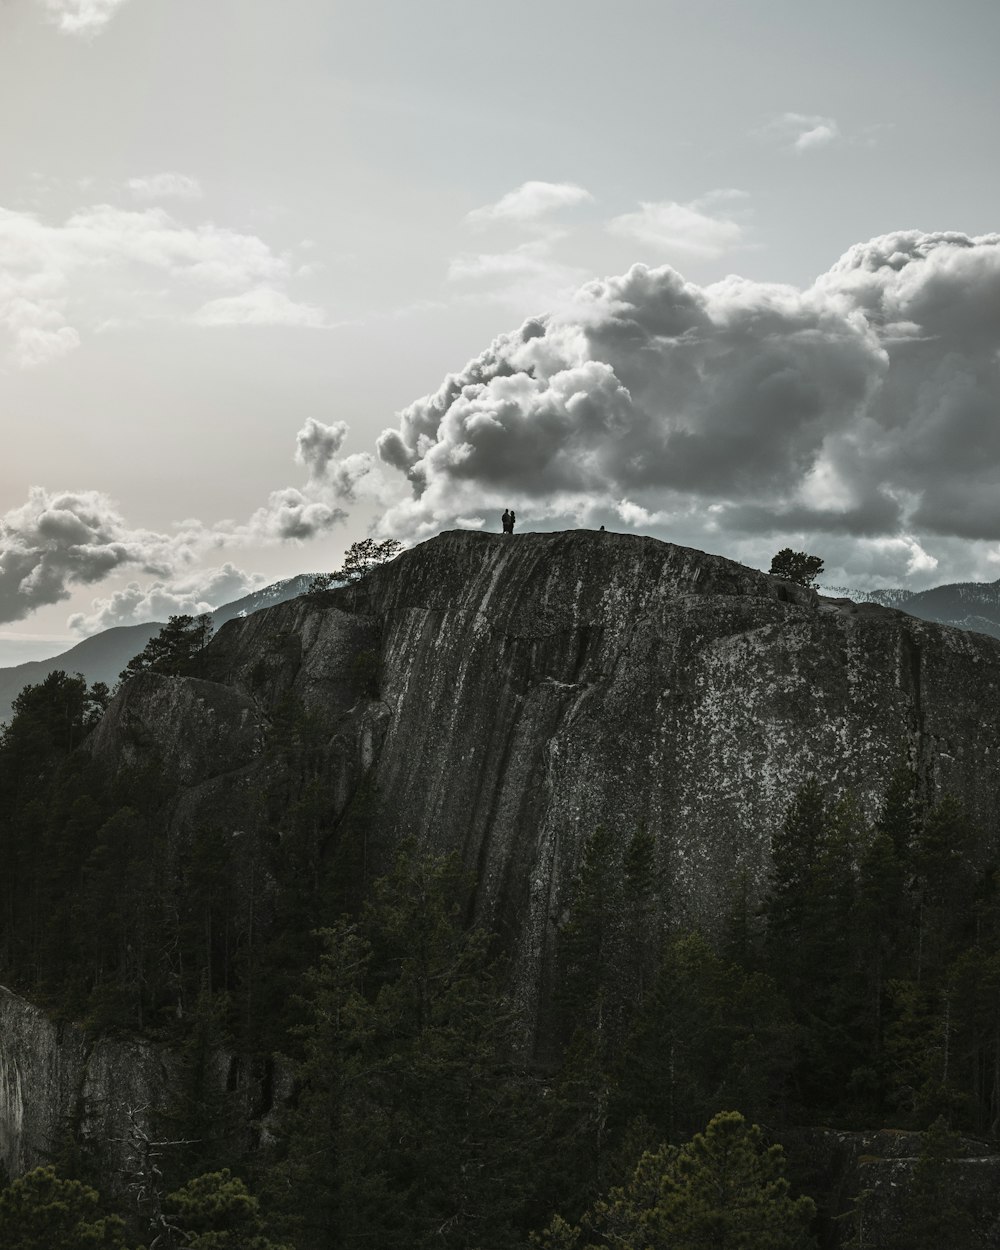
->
3, 611, 1000, 1249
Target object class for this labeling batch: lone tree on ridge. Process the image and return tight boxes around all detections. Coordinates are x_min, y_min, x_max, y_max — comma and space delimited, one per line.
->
769, 549, 824, 588
308, 537, 403, 595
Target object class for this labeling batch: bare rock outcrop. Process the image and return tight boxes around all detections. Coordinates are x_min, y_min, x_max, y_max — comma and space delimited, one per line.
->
198, 531, 1000, 1041
8, 529, 1000, 1188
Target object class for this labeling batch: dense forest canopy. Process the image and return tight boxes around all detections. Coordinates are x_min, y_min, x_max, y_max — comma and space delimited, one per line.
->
1, 614, 999, 1246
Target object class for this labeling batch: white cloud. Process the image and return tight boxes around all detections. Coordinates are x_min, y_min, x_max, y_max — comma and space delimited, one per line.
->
0, 202, 326, 366
446, 231, 593, 317
763, 112, 841, 153
448, 241, 562, 283
373, 230, 1000, 588
0, 487, 194, 624
0, 416, 365, 625
607, 190, 749, 259
465, 181, 594, 227
296, 419, 350, 481
38, 0, 132, 36
127, 173, 204, 202
68, 563, 264, 635
214, 489, 345, 545
192, 286, 330, 328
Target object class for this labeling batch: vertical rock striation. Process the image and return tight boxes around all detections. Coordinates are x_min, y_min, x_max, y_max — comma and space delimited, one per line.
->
203, 530, 1000, 1043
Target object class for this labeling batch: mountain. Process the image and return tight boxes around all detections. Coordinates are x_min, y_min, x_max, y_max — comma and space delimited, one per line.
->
7, 533, 1000, 1244
70, 532, 1000, 1038
0, 621, 164, 726
822, 576, 1000, 639
209, 572, 316, 626
0, 573, 315, 725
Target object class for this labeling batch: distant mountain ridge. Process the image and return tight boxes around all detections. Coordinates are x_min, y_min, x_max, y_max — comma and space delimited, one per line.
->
0, 574, 316, 725
821, 577, 1000, 640
212, 574, 316, 626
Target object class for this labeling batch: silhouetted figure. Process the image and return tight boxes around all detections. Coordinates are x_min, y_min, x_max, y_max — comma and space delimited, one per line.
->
502, 509, 514, 534
599, 525, 605, 531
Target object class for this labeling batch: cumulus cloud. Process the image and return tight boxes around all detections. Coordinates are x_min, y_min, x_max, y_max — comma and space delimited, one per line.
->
763, 112, 841, 153
292, 418, 399, 508
608, 190, 749, 259
38, 0, 131, 35
296, 418, 349, 481
127, 173, 203, 202
228, 489, 347, 543
0, 201, 324, 366
465, 181, 594, 227
0, 487, 192, 625
0, 416, 363, 627
373, 230, 1000, 589
68, 563, 264, 635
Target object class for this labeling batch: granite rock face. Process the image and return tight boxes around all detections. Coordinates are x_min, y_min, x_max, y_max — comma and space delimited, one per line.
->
368, 534, 1000, 1039
99, 530, 1000, 1042
0, 985, 173, 1179
86, 671, 267, 790
7, 529, 1000, 1181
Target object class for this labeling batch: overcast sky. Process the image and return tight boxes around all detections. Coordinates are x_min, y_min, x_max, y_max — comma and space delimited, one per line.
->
2, 0, 999, 663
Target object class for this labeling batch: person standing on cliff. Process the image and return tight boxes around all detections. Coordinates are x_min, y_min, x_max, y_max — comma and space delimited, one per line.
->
502, 509, 514, 534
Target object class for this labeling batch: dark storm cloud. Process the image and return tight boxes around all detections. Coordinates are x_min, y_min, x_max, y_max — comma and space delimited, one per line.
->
374, 232, 1000, 573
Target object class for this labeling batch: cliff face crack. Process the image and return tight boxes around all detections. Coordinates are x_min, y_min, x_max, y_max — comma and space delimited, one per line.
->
898, 627, 933, 799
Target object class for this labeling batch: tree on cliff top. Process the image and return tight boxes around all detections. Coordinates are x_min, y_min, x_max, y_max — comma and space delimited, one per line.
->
769, 549, 824, 587
308, 537, 402, 594
118, 613, 214, 685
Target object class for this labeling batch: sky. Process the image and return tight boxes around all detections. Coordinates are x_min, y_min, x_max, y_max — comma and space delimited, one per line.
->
2, 0, 999, 664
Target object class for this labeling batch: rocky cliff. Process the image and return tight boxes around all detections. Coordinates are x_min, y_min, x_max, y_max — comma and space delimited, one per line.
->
0, 984, 175, 1179
82, 531, 1000, 1040
7, 529, 1000, 1210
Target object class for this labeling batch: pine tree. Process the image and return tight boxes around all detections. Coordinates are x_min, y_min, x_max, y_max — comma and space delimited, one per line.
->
768, 549, 824, 587
763, 781, 865, 1115
266, 920, 366, 1248
166, 1168, 291, 1250
272, 846, 539, 1250
648, 1112, 816, 1248
547, 825, 660, 1212
537, 1111, 816, 1250
308, 538, 403, 594
618, 932, 794, 1143
0, 1166, 127, 1250
118, 613, 213, 685
912, 795, 982, 976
